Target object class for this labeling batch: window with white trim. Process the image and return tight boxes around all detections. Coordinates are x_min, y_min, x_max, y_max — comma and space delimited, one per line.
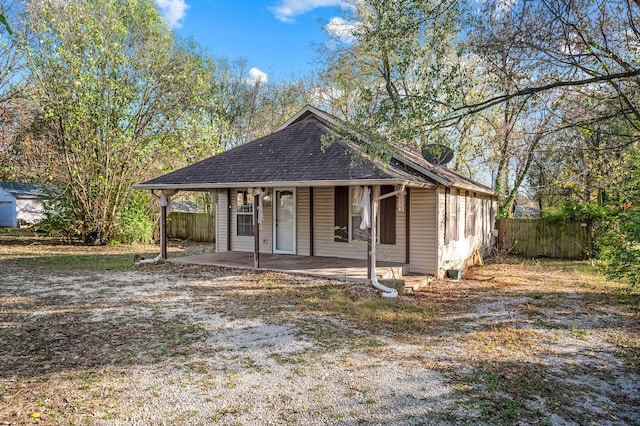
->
236, 190, 253, 236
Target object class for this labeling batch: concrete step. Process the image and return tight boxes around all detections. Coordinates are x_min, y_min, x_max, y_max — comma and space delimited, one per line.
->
401, 273, 435, 293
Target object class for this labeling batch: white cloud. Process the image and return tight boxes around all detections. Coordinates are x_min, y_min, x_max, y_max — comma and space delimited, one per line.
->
247, 67, 268, 86
155, 0, 189, 28
325, 16, 359, 43
271, 0, 348, 23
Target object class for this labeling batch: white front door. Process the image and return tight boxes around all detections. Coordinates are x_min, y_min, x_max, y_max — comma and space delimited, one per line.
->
273, 189, 296, 254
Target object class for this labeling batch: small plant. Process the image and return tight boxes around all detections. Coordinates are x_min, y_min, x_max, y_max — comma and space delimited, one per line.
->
570, 322, 588, 340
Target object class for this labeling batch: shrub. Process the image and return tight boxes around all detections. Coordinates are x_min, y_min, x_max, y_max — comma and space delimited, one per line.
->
596, 206, 640, 287
112, 192, 155, 245
542, 201, 608, 222
38, 191, 83, 239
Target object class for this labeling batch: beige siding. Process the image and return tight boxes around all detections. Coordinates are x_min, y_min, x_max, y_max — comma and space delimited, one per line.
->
261, 196, 273, 253
297, 187, 311, 256
409, 188, 438, 275
216, 192, 228, 253
314, 187, 368, 259
230, 189, 273, 253
313, 186, 406, 262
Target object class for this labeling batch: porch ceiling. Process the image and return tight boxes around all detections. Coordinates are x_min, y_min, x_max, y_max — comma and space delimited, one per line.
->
167, 251, 405, 284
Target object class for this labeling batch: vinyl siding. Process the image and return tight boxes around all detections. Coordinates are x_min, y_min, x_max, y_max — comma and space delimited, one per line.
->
297, 187, 311, 256
230, 190, 273, 253
409, 188, 438, 275
216, 192, 228, 253
437, 188, 497, 277
313, 186, 406, 262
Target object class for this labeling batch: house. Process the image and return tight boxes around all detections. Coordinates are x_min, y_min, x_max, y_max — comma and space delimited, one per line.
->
135, 105, 498, 287
0, 182, 55, 227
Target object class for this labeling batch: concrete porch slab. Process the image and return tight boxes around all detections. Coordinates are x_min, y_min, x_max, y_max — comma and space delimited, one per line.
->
167, 251, 407, 284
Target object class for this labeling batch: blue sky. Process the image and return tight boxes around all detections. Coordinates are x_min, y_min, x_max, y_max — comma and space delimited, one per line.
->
155, 0, 353, 82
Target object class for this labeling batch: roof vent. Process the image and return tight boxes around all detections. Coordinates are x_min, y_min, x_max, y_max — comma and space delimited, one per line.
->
421, 144, 454, 167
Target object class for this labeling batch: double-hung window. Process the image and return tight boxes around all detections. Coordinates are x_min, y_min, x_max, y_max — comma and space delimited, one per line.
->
236, 191, 254, 236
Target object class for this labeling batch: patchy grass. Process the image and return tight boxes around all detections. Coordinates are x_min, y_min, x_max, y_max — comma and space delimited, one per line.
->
531, 258, 602, 276
0, 237, 638, 425
0, 231, 210, 271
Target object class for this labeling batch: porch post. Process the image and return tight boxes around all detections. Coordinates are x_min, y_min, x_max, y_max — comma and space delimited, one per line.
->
160, 204, 167, 260
253, 193, 260, 268
367, 185, 373, 280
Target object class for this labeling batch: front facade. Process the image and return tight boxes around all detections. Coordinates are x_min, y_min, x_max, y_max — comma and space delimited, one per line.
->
213, 185, 496, 277
136, 106, 497, 278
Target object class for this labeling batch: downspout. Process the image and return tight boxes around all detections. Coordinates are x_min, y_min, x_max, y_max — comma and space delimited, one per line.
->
370, 184, 406, 299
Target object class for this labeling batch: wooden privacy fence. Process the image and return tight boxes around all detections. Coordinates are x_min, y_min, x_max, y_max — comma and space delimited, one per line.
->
167, 212, 215, 243
497, 218, 593, 259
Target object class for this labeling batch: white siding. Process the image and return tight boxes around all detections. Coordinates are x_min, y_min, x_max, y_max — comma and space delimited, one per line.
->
15, 199, 44, 225
297, 187, 311, 256
437, 188, 497, 277
409, 188, 438, 275
216, 192, 228, 253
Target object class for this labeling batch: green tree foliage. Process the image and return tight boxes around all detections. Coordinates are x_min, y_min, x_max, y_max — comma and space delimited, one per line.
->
21, 0, 219, 241
597, 207, 640, 287
321, 0, 466, 151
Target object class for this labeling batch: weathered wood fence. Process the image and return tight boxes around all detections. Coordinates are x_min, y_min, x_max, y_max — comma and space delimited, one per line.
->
167, 212, 215, 242
497, 218, 593, 259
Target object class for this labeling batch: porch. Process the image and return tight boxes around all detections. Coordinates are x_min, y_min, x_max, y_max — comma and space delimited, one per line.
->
168, 251, 414, 285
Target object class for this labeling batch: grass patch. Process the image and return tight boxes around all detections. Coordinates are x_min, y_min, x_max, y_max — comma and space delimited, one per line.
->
302, 286, 431, 335
533, 259, 601, 276
4, 253, 151, 271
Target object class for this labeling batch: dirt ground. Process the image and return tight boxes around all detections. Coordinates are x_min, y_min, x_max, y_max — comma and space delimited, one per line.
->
0, 235, 639, 425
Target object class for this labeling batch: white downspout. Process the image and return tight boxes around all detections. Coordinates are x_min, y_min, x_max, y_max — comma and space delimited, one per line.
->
370, 184, 406, 299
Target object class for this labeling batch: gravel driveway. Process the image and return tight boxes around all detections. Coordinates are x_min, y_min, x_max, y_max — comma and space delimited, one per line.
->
1, 251, 639, 425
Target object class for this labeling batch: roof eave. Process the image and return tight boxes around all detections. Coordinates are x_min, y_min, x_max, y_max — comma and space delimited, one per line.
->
134, 179, 437, 191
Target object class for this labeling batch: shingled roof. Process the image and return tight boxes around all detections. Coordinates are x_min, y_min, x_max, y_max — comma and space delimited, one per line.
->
136, 105, 494, 195
0, 182, 57, 199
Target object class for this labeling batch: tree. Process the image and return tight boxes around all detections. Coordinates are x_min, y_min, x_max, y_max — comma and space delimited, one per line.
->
321, 0, 467, 153
0, 1, 27, 181
456, 0, 640, 134
22, 0, 219, 241
211, 58, 311, 148
464, 0, 562, 216
0, 2, 12, 35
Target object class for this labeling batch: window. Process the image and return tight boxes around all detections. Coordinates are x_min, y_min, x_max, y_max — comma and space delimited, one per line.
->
334, 186, 369, 243
351, 189, 369, 242
445, 188, 459, 243
335, 186, 395, 244
465, 192, 476, 238
236, 191, 253, 236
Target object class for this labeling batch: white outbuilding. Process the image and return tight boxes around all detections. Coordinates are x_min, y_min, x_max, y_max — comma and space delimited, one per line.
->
0, 182, 55, 227
0, 187, 17, 227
